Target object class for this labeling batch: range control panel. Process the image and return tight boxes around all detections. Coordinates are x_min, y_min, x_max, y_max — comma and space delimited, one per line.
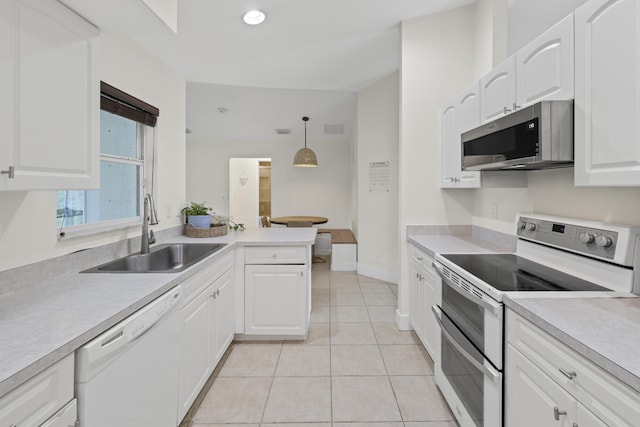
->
517, 215, 618, 260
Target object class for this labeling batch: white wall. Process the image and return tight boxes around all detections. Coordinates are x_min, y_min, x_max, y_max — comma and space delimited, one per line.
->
0, 34, 186, 272
474, 0, 508, 77
356, 73, 400, 282
398, 6, 477, 319
186, 136, 352, 229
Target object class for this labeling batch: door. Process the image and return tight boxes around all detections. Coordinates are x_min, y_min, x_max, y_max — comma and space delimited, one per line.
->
440, 83, 482, 189
178, 285, 213, 420
505, 343, 576, 427
213, 269, 234, 363
480, 57, 516, 123
575, 0, 640, 186
245, 264, 307, 335
409, 260, 424, 339
1, 0, 100, 190
516, 14, 574, 108
576, 402, 608, 427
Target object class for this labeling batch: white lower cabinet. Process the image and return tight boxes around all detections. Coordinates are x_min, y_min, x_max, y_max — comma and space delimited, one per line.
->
408, 244, 440, 360
177, 256, 234, 422
245, 264, 308, 336
0, 354, 76, 427
40, 399, 77, 427
244, 246, 311, 337
505, 309, 640, 427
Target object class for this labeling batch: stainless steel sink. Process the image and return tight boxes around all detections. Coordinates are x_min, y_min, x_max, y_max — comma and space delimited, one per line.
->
82, 243, 227, 273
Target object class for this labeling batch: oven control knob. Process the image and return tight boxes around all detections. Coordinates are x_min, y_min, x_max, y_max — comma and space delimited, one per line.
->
526, 223, 537, 231
518, 221, 527, 230
579, 233, 595, 244
596, 235, 613, 248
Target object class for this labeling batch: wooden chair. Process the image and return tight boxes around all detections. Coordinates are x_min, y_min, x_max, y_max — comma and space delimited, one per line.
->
260, 216, 271, 227
287, 220, 313, 228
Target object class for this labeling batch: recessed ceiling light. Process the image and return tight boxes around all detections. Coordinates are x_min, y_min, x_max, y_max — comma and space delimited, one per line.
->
243, 10, 266, 25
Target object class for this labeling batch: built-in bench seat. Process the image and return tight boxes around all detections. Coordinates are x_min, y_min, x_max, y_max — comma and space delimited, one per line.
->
317, 229, 357, 271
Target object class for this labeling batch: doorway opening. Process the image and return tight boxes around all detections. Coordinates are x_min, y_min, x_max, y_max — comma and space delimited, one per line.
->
229, 158, 271, 228
259, 161, 271, 218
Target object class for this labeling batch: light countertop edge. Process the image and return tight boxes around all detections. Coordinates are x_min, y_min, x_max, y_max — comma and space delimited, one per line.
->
0, 228, 316, 398
504, 295, 640, 393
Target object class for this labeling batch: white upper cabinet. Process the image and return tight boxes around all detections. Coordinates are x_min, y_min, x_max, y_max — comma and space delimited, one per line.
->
480, 57, 516, 123
441, 82, 481, 188
574, 0, 640, 186
515, 14, 575, 108
480, 14, 574, 123
0, 0, 99, 190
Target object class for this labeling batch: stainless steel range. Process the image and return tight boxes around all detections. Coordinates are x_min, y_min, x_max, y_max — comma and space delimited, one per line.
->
431, 213, 640, 427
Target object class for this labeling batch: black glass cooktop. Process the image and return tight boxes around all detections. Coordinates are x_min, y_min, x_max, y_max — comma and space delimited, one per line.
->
441, 253, 608, 292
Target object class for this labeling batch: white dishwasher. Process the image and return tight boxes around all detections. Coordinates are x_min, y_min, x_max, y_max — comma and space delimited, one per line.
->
75, 285, 182, 427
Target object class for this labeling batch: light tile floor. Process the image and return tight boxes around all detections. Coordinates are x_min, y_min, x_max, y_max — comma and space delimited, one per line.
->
185, 256, 459, 427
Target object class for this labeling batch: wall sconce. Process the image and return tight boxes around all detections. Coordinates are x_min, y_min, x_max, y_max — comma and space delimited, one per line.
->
239, 170, 248, 186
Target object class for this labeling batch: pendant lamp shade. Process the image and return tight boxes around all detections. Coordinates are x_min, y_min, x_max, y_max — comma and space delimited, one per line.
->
293, 116, 318, 167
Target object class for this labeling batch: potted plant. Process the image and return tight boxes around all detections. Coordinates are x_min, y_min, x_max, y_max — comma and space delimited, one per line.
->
181, 202, 212, 229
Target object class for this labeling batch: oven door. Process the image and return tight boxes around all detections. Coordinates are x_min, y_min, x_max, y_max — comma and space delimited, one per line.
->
433, 305, 502, 427
435, 262, 504, 369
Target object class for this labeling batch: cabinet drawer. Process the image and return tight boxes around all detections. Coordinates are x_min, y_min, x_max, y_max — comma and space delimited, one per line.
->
409, 245, 436, 279
506, 310, 640, 426
245, 246, 308, 264
0, 354, 74, 427
180, 251, 233, 305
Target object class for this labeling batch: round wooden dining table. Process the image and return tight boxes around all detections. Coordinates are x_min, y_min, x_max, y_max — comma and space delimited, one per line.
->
270, 216, 328, 225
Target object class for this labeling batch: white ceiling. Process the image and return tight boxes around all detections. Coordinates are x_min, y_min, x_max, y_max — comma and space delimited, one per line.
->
61, 0, 475, 139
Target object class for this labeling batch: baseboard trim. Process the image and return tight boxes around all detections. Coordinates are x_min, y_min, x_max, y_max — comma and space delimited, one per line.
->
357, 264, 398, 284
395, 309, 411, 331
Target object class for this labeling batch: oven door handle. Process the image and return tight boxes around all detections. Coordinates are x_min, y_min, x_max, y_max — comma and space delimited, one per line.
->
432, 261, 500, 315
431, 305, 501, 383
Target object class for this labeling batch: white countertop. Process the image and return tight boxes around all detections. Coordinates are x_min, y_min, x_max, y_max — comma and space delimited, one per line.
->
504, 295, 640, 392
0, 228, 315, 398
407, 234, 513, 256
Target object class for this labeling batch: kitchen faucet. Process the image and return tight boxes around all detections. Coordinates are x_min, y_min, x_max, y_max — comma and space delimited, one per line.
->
141, 193, 158, 254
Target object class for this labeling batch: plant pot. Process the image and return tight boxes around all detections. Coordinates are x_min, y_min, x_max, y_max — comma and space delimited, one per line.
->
187, 215, 211, 229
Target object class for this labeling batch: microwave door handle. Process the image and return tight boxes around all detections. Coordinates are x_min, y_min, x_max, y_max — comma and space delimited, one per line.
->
432, 262, 500, 315
431, 305, 501, 383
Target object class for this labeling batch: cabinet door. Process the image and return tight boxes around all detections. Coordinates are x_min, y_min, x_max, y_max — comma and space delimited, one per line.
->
40, 399, 77, 427
245, 264, 308, 336
576, 403, 608, 427
409, 260, 423, 338
516, 14, 574, 108
213, 269, 234, 364
440, 82, 481, 188
440, 103, 459, 188
575, 0, 640, 186
505, 344, 576, 427
178, 285, 213, 421
480, 57, 516, 123
421, 263, 440, 361
1, 0, 99, 190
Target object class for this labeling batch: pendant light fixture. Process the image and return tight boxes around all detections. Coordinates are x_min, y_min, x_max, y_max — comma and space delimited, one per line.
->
293, 116, 318, 167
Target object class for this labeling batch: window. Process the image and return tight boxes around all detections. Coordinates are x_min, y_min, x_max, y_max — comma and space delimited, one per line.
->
57, 82, 159, 236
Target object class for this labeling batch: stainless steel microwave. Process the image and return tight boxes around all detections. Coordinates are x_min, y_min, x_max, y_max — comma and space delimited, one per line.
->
461, 100, 574, 171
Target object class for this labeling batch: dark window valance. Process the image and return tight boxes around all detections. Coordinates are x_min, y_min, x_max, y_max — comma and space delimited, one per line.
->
100, 81, 159, 127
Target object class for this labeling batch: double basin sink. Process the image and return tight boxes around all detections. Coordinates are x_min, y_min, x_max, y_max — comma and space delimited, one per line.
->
83, 243, 227, 273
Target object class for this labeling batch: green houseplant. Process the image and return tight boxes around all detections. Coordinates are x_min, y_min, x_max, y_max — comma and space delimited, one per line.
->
182, 202, 212, 229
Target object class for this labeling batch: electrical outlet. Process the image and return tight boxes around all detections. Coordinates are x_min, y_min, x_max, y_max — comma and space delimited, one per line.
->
490, 202, 498, 219
165, 204, 172, 218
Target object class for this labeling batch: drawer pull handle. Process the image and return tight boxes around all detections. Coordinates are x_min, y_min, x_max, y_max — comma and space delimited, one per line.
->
559, 368, 577, 380
553, 406, 567, 420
